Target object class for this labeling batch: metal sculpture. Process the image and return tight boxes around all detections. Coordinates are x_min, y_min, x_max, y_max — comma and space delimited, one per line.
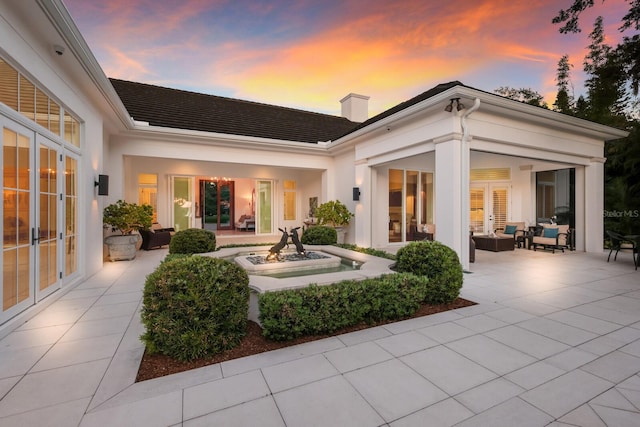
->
290, 227, 306, 256
267, 228, 289, 261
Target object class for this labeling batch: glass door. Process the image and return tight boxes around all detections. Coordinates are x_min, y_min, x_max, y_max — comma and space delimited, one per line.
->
256, 180, 272, 234
2, 121, 34, 322
36, 135, 61, 300
470, 183, 509, 234
199, 180, 235, 231
171, 176, 194, 232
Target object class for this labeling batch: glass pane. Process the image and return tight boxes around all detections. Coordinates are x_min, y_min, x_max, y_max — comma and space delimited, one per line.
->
470, 188, 485, 234
173, 177, 192, 232
19, 76, 35, 121
49, 149, 57, 193
420, 172, 433, 225
405, 171, 418, 240
492, 188, 508, 232
66, 157, 77, 196
64, 112, 80, 147
3, 128, 17, 188
65, 155, 78, 277
257, 180, 272, 234
49, 100, 60, 135
284, 191, 296, 220
3, 190, 17, 247
17, 246, 30, 303
0, 58, 19, 111
18, 133, 30, 190
3, 249, 17, 310
65, 236, 77, 276
388, 169, 403, 243
18, 191, 29, 245
219, 182, 232, 228
36, 88, 49, 129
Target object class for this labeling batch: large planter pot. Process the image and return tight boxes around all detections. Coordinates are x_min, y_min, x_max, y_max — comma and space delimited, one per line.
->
104, 234, 141, 261
335, 226, 347, 244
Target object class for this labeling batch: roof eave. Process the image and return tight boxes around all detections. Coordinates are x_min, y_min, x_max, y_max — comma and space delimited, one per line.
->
125, 124, 333, 154
329, 85, 629, 148
37, 0, 135, 129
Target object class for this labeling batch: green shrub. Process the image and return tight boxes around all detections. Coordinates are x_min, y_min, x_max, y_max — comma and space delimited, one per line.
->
336, 243, 396, 260
258, 273, 429, 341
394, 241, 463, 304
140, 256, 249, 361
169, 228, 216, 254
300, 226, 337, 245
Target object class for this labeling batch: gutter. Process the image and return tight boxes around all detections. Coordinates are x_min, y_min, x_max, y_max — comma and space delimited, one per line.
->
460, 98, 480, 272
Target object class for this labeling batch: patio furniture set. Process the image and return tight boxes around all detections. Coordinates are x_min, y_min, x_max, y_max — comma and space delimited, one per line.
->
473, 222, 575, 254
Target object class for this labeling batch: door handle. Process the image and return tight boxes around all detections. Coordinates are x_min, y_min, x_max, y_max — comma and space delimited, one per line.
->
32, 227, 41, 245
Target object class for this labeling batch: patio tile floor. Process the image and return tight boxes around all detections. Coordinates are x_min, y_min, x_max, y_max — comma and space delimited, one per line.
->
0, 248, 639, 426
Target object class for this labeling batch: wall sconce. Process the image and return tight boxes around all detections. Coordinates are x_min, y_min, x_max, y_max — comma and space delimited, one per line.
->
444, 98, 465, 112
95, 174, 109, 196
353, 187, 361, 201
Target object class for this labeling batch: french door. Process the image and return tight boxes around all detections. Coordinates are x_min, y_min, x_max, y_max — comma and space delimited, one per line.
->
2, 119, 62, 324
199, 180, 234, 231
470, 183, 510, 235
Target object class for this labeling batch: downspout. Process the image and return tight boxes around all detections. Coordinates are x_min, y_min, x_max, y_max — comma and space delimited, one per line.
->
460, 98, 480, 272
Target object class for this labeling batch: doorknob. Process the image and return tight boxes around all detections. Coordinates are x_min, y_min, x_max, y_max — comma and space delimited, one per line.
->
32, 227, 41, 245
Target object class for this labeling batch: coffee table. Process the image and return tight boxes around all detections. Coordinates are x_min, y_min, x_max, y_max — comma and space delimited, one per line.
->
472, 235, 515, 252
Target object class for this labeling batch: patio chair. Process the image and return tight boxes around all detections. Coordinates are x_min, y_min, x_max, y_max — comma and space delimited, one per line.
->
606, 230, 638, 270
140, 223, 174, 250
495, 221, 526, 248
235, 215, 255, 231
531, 224, 571, 253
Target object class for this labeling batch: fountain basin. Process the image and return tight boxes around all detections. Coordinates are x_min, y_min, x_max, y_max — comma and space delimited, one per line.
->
234, 251, 341, 276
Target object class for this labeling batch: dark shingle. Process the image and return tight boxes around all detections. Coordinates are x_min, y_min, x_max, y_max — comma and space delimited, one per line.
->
110, 79, 467, 144
110, 78, 359, 143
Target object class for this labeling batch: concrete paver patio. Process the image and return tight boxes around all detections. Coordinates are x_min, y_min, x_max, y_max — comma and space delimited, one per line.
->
0, 247, 639, 426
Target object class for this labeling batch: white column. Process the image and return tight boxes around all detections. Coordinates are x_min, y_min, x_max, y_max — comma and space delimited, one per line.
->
585, 158, 605, 253
435, 136, 465, 265
354, 161, 371, 247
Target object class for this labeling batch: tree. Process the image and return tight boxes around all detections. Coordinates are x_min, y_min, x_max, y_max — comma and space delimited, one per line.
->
553, 0, 640, 95
494, 86, 549, 108
582, 16, 628, 125
553, 54, 575, 113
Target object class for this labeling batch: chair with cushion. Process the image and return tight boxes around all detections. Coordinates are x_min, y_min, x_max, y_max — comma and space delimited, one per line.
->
531, 224, 571, 253
606, 230, 638, 270
495, 221, 526, 248
140, 223, 175, 250
235, 215, 255, 231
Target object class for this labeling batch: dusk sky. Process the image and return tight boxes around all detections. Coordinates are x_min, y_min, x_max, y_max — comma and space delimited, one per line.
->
63, 0, 632, 117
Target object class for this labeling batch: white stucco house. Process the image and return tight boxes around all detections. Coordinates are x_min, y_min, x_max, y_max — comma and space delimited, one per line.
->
0, 0, 628, 328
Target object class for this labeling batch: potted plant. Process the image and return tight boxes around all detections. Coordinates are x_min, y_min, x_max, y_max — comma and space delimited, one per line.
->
103, 200, 153, 261
314, 200, 353, 243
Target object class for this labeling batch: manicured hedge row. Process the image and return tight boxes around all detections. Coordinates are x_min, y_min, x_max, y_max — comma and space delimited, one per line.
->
258, 273, 429, 341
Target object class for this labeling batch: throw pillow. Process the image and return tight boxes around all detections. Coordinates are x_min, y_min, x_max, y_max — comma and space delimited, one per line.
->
543, 227, 559, 238
504, 225, 517, 235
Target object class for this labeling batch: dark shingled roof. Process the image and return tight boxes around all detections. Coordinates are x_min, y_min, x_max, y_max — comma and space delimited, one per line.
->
109, 78, 359, 143
110, 78, 467, 144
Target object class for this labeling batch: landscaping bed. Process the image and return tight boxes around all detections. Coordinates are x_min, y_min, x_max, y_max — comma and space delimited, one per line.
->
136, 297, 475, 382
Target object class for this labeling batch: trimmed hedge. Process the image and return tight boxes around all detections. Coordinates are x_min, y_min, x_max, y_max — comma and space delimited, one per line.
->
169, 228, 216, 254
300, 226, 337, 245
394, 240, 463, 304
140, 256, 249, 361
258, 273, 429, 341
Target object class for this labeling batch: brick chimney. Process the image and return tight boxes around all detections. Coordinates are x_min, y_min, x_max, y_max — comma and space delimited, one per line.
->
340, 93, 369, 122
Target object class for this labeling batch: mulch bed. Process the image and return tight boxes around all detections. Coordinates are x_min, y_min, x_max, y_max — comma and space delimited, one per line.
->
136, 298, 476, 382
